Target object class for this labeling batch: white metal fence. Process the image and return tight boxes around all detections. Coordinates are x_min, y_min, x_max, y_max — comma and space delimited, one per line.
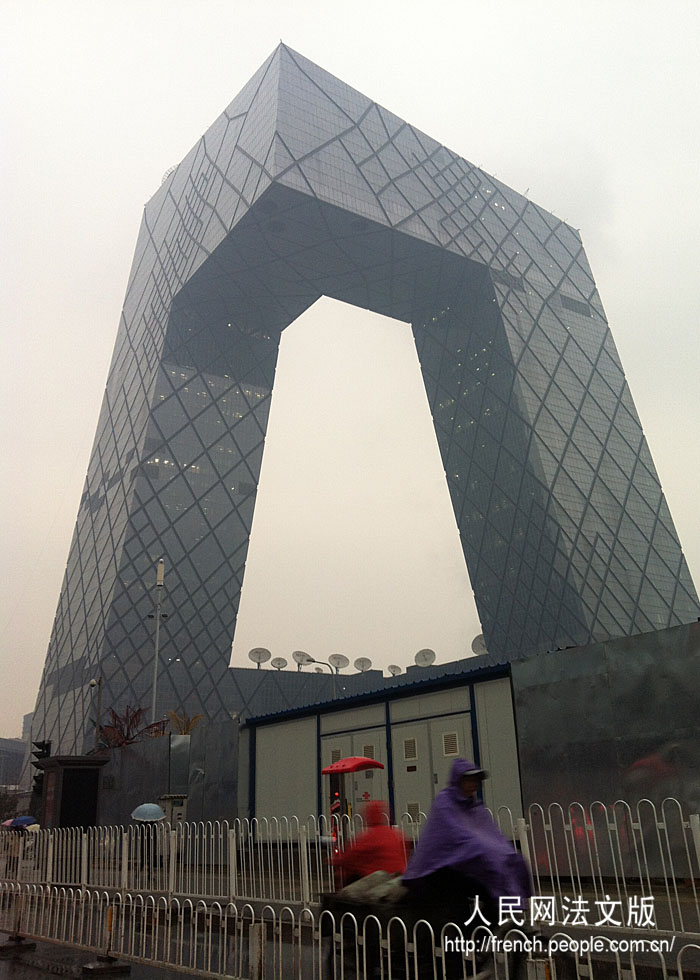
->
496, 799, 700, 936
1, 798, 699, 935
0, 813, 423, 906
1, 883, 697, 980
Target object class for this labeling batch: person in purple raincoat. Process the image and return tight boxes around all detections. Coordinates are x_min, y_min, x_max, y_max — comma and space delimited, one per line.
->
402, 758, 531, 928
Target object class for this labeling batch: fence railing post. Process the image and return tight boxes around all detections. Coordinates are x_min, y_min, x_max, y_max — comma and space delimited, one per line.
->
516, 816, 533, 870
228, 829, 237, 903
120, 832, 129, 894
1, 887, 36, 951
46, 835, 54, 886
16, 837, 25, 883
168, 830, 177, 899
299, 825, 311, 907
81, 895, 129, 973
250, 919, 266, 980
689, 813, 700, 875
102, 899, 115, 959
80, 833, 88, 891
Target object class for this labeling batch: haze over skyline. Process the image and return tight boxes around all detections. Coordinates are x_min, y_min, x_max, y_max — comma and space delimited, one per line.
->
2, 1, 699, 738
231, 298, 478, 674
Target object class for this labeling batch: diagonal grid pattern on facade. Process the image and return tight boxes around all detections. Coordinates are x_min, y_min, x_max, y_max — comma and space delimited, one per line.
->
31, 44, 699, 752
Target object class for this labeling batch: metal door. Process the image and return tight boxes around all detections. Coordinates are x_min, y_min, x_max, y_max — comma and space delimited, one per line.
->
427, 714, 473, 796
390, 721, 433, 824
320, 734, 353, 818
348, 729, 388, 816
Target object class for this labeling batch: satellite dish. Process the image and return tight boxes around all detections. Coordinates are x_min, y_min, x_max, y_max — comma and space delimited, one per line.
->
292, 650, 313, 670
415, 648, 436, 667
471, 634, 488, 656
388, 665, 402, 676
271, 657, 287, 671
248, 647, 271, 669
292, 650, 312, 664
329, 654, 349, 672
161, 165, 178, 184
354, 657, 372, 672
313, 667, 323, 673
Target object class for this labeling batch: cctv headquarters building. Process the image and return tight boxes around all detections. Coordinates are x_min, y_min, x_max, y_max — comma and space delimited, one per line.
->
32, 45, 699, 752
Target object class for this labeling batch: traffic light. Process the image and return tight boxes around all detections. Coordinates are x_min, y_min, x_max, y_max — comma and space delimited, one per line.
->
31, 740, 51, 798
31, 740, 51, 763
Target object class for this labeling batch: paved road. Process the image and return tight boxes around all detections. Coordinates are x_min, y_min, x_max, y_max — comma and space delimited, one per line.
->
3, 913, 700, 980
0, 939, 182, 979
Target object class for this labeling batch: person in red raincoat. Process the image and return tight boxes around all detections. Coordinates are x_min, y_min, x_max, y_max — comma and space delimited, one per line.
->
331, 800, 408, 885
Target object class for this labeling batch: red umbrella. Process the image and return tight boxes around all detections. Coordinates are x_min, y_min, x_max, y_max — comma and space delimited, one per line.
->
322, 756, 384, 774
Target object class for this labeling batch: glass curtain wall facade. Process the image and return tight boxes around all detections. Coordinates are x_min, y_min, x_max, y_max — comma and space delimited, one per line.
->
33, 45, 699, 751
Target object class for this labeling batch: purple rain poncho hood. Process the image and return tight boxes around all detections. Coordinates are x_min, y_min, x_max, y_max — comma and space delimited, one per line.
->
402, 759, 531, 904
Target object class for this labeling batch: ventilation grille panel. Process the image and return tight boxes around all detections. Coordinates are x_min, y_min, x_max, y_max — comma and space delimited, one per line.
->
442, 732, 459, 756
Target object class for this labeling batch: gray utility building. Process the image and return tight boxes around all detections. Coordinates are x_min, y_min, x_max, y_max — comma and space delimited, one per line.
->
31, 44, 699, 753
242, 667, 521, 824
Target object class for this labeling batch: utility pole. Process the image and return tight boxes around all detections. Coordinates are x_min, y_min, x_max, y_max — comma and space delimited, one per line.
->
150, 558, 165, 724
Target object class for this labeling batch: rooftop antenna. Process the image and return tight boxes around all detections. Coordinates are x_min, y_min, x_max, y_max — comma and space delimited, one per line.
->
270, 657, 287, 671
353, 657, 372, 673
414, 648, 436, 667
387, 665, 402, 676
248, 647, 271, 669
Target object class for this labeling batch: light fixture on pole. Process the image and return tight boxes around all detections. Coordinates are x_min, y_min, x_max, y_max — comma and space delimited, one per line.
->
150, 558, 165, 724
89, 677, 103, 752
306, 656, 337, 699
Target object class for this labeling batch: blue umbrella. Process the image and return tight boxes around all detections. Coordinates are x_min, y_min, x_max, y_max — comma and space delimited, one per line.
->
11, 816, 38, 828
130, 803, 166, 822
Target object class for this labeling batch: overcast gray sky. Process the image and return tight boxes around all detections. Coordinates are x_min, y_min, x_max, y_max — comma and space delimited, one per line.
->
2, 1, 699, 738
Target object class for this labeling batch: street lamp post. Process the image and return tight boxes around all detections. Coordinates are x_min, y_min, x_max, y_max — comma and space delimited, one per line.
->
150, 558, 165, 724
308, 657, 337, 699
89, 677, 102, 752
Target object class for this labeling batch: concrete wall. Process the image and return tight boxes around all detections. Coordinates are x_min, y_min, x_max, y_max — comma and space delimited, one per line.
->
98, 737, 171, 825
511, 620, 700, 810
186, 721, 238, 823
97, 721, 238, 825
